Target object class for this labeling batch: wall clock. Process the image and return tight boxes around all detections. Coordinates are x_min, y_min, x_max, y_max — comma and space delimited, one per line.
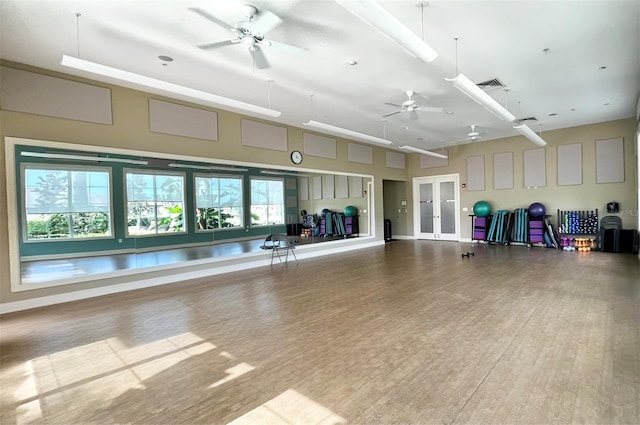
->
290, 150, 303, 164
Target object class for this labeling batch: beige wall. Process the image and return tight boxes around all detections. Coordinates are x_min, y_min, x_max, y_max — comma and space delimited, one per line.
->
406, 118, 638, 239
1, 61, 637, 307
0, 62, 407, 305
383, 180, 411, 237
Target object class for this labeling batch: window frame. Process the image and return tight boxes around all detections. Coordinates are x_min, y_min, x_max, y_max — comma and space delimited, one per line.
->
193, 173, 245, 233
249, 177, 285, 227
21, 162, 114, 243
124, 168, 187, 238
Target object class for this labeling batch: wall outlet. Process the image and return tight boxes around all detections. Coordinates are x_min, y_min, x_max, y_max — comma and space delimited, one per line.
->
118, 239, 122, 243
462, 207, 468, 212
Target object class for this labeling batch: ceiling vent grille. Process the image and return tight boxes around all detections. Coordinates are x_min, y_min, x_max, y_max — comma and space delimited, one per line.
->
477, 78, 505, 91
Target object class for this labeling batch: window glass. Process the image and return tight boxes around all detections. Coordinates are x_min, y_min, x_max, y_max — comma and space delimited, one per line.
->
126, 171, 186, 236
195, 175, 243, 231
250, 178, 284, 226
24, 166, 112, 240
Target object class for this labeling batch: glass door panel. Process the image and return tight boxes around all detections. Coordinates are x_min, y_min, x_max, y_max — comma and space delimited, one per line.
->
419, 183, 434, 234
413, 175, 459, 241
439, 180, 457, 240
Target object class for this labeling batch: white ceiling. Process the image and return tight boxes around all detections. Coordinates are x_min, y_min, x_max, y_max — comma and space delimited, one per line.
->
2, 0, 639, 151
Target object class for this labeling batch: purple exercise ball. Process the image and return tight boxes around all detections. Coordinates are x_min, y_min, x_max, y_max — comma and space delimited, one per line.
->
528, 202, 546, 218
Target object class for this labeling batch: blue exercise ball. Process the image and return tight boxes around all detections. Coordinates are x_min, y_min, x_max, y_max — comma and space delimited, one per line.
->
344, 206, 357, 217
473, 201, 491, 217
528, 202, 546, 218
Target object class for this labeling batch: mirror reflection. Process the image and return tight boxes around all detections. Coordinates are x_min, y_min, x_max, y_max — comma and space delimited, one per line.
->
17, 146, 372, 286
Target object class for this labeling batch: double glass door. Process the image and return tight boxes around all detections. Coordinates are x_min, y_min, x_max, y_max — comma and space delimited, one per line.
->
413, 174, 460, 241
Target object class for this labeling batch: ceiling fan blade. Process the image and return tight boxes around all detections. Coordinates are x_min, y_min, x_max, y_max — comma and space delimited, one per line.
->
419, 106, 444, 113
267, 39, 308, 55
251, 47, 270, 69
382, 110, 402, 117
189, 7, 236, 32
197, 39, 240, 50
409, 110, 419, 120
251, 10, 283, 35
384, 102, 402, 107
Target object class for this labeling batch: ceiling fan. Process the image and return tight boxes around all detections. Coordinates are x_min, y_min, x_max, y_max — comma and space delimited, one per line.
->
383, 90, 443, 120
467, 125, 483, 141
189, 4, 307, 69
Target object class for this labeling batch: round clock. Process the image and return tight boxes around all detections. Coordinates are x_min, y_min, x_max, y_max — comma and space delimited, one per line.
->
290, 150, 303, 164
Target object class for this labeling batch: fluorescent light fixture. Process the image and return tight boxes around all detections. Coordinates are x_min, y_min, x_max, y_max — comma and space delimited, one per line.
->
21, 151, 148, 165
399, 145, 448, 159
445, 73, 516, 122
61, 55, 281, 118
335, 0, 438, 63
260, 170, 300, 176
303, 120, 392, 146
168, 163, 248, 172
513, 124, 547, 146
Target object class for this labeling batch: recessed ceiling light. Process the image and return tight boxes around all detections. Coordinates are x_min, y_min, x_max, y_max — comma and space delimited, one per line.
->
571, 108, 576, 111
603, 102, 611, 106
599, 66, 607, 71
347, 59, 358, 66
417, 137, 423, 140
158, 55, 173, 62
446, 111, 454, 115
548, 112, 558, 116
543, 48, 550, 54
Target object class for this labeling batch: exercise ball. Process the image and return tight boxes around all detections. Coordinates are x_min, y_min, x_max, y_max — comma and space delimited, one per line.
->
473, 201, 491, 217
344, 206, 357, 217
528, 202, 546, 218
321, 208, 331, 218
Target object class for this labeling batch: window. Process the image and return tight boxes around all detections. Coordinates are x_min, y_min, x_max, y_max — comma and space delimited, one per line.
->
250, 178, 284, 226
195, 175, 243, 231
23, 165, 112, 240
126, 171, 186, 236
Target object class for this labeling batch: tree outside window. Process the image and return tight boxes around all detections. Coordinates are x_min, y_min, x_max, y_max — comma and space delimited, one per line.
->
126, 172, 185, 235
250, 178, 284, 226
24, 167, 111, 240
195, 175, 243, 231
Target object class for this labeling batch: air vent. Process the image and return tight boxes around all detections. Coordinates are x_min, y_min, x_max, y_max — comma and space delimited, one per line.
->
514, 116, 538, 124
477, 78, 505, 91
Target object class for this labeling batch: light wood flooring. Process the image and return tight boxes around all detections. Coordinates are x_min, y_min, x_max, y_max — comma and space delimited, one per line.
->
1, 241, 639, 425
20, 235, 346, 284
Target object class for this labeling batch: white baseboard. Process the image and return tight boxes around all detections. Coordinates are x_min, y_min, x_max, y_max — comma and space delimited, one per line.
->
0, 240, 384, 314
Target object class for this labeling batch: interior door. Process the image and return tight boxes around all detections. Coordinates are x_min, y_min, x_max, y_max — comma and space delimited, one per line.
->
413, 174, 460, 240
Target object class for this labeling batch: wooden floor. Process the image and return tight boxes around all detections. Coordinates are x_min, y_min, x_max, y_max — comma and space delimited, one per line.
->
1, 241, 639, 425
20, 235, 346, 284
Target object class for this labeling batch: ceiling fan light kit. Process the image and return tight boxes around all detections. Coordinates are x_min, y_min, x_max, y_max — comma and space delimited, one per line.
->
399, 145, 448, 159
445, 73, 516, 122
334, 0, 438, 63
513, 124, 547, 146
303, 120, 393, 146
60, 55, 281, 118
